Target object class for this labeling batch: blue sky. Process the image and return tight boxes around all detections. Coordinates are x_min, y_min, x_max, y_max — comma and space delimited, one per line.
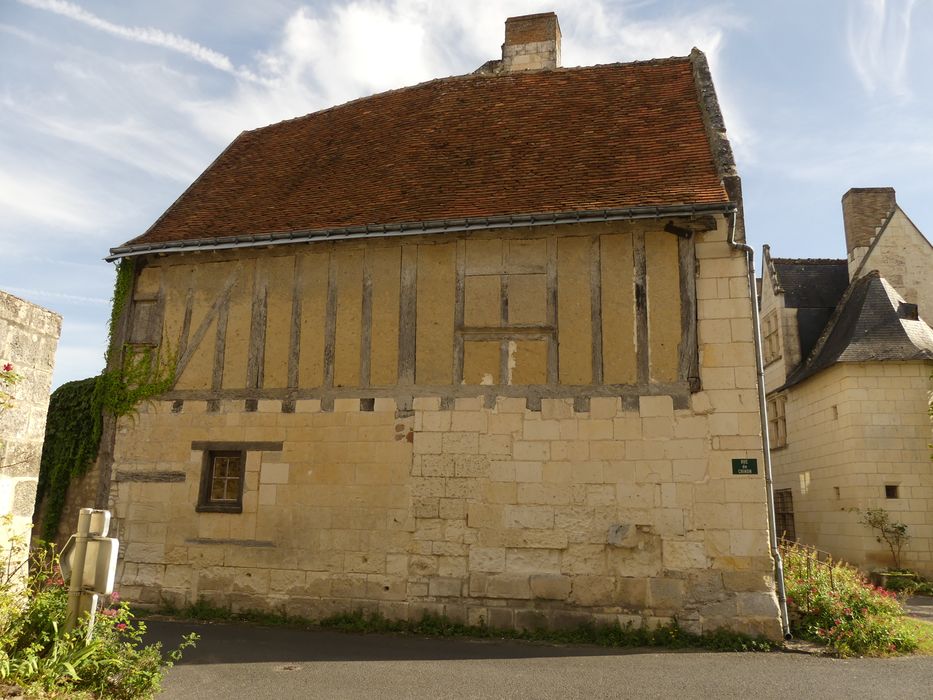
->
2, 0, 931, 388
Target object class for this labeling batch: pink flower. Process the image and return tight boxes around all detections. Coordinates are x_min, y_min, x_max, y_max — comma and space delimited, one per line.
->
116, 623, 127, 631
2, 363, 11, 372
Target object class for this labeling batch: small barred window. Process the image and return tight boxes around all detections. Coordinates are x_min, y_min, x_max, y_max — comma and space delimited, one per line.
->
197, 450, 245, 513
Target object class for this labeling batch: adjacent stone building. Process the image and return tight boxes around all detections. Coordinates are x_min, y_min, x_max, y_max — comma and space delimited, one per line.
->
0, 290, 61, 573
762, 188, 933, 575
100, 13, 782, 637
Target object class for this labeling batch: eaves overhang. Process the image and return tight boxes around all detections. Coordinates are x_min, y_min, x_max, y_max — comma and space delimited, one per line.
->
106, 202, 736, 262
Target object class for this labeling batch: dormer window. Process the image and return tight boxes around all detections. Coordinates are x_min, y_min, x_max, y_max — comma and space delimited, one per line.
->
898, 302, 919, 321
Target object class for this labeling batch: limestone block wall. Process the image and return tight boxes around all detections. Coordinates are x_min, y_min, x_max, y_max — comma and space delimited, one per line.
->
108, 218, 782, 638
771, 361, 933, 575
0, 290, 61, 568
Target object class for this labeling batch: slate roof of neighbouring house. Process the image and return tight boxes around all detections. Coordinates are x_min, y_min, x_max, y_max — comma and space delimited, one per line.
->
113, 53, 731, 255
769, 257, 852, 361
771, 258, 850, 309
782, 271, 933, 389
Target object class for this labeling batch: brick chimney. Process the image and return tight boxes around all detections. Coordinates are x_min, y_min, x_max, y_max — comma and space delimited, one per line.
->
501, 13, 561, 72
842, 187, 896, 277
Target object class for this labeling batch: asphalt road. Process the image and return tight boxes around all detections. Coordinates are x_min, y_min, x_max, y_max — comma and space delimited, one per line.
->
146, 619, 933, 700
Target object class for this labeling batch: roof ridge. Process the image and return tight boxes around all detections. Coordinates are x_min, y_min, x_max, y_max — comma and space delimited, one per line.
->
244, 56, 695, 135
772, 257, 847, 265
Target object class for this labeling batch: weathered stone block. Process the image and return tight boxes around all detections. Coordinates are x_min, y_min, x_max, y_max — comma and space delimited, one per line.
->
413, 432, 443, 454
522, 419, 561, 441
442, 432, 479, 454
722, 571, 772, 593
513, 440, 549, 461
486, 607, 514, 629
515, 608, 549, 630
541, 398, 573, 420
570, 575, 615, 605
662, 540, 708, 570
429, 577, 464, 597
260, 462, 289, 484
647, 577, 684, 610
639, 395, 673, 417
735, 591, 780, 618
529, 574, 571, 600
616, 577, 647, 609
504, 505, 553, 529
468, 547, 506, 573
505, 547, 560, 574
484, 574, 531, 599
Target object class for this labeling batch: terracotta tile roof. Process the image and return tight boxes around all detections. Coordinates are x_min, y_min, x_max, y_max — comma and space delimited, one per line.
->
121, 57, 729, 250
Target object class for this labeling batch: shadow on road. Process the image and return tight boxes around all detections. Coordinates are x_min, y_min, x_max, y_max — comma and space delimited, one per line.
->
143, 618, 691, 666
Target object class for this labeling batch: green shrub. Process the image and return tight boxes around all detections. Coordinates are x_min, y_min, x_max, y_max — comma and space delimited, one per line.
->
318, 609, 774, 652
1, 536, 196, 699
782, 541, 919, 657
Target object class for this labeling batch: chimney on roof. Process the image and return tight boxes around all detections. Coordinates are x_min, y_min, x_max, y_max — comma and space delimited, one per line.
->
842, 187, 896, 278
501, 12, 561, 72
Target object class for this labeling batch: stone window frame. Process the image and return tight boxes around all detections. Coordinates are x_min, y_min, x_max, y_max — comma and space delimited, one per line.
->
767, 393, 787, 449
762, 310, 781, 366
192, 440, 283, 514
197, 449, 246, 513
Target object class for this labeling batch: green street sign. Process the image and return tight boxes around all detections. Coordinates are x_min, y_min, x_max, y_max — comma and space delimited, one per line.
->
731, 458, 758, 475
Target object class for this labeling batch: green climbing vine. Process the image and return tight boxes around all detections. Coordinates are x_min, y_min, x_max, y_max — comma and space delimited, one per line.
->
106, 256, 136, 366
35, 376, 103, 539
36, 258, 177, 539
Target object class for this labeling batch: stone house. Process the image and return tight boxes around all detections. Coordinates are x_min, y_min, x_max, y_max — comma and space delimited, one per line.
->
0, 290, 61, 575
98, 13, 782, 637
761, 187, 933, 575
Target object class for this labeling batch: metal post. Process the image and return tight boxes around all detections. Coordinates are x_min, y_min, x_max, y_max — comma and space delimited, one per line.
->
65, 508, 93, 633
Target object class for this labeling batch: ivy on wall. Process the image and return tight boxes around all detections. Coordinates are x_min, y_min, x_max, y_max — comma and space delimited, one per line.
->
35, 258, 176, 539
35, 376, 104, 539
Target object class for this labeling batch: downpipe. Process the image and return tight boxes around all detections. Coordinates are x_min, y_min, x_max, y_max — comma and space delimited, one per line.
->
727, 213, 792, 640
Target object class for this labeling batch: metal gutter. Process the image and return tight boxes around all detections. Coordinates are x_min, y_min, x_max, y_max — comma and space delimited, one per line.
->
106, 202, 735, 261
727, 212, 792, 640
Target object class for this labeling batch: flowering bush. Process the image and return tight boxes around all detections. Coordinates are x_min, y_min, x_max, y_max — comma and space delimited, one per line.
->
782, 541, 919, 657
0, 533, 196, 698
0, 362, 20, 416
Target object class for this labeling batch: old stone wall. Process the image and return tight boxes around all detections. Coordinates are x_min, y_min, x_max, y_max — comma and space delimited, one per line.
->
771, 361, 933, 576
109, 218, 782, 638
0, 290, 61, 570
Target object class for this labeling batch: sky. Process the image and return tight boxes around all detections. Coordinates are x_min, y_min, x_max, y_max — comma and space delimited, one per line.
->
1, 0, 932, 389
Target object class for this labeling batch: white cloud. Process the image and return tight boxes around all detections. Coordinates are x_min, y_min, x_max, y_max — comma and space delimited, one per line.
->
15, 0, 267, 83
846, 0, 919, 96
15, 106, 207, 184
180, 1, 748, 147
0, 168, 103, 231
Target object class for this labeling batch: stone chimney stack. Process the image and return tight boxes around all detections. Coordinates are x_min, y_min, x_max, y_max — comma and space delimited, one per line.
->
501, 13, 561, 72
842, 187, 896, 277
